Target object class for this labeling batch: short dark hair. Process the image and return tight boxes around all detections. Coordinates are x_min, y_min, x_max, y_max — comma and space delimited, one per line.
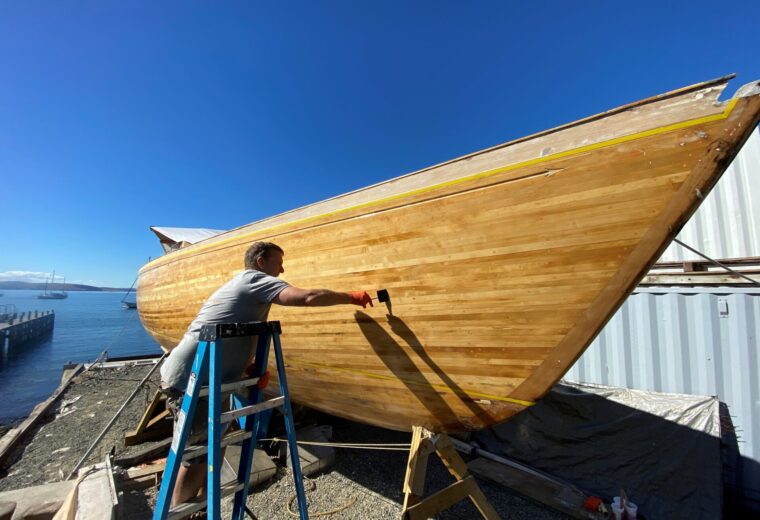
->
244, 242, 284, 270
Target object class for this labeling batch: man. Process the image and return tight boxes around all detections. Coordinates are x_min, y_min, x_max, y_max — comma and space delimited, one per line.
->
160, 241, 372, 507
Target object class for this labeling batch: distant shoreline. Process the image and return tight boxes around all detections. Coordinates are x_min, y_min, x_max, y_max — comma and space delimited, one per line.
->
0, 282, 133, 292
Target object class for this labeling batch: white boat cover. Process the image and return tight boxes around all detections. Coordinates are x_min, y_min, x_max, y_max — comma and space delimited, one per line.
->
150, 226, 226, 253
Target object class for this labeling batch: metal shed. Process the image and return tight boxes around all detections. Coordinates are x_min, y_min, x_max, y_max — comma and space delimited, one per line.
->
567, 126, 760, 508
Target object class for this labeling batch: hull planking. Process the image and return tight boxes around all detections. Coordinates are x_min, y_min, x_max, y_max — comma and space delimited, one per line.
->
138, 77, 760, 432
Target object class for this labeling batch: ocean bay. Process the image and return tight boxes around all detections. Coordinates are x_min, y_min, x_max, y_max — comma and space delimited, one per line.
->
0, 289, 160, 423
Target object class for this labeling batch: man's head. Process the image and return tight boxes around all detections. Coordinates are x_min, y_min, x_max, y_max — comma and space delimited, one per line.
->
244, 242, 285, 277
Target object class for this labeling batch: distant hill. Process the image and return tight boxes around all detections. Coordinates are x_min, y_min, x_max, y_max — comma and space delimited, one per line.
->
0, 281, 133, 292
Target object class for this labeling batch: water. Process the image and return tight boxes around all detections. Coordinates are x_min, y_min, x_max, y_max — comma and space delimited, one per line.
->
0, 289, 161, 423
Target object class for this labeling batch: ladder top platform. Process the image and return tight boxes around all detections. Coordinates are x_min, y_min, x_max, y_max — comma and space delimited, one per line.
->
199, 320, 282, 340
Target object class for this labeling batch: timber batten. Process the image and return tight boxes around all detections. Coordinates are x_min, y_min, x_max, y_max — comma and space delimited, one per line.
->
138, 77, 760, 432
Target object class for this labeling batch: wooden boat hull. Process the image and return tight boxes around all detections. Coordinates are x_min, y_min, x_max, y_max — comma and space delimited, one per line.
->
138, 77, 760, 432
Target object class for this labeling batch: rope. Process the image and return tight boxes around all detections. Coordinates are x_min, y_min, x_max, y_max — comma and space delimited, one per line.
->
120, 275, 138, 303
673, 239, 760, 287
260, 437, 411, 451
66, 352, 167, 479
287, 477, 357, 518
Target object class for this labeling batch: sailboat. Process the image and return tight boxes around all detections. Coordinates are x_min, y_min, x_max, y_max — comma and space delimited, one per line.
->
38, 271, 68, 300
121, 275, 139, 309
137, 76, 760, 433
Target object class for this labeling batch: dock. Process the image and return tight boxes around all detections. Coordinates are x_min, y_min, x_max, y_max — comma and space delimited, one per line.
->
0, 307, 55, 348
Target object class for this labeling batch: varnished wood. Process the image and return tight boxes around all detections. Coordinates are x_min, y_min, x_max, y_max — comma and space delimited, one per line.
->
137, 77, 760, 432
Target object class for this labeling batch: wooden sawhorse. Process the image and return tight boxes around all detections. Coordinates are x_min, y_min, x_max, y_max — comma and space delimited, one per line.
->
402, 426, 500, 520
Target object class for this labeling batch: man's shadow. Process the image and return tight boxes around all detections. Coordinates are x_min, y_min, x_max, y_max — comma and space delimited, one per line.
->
354, 311, 491, 429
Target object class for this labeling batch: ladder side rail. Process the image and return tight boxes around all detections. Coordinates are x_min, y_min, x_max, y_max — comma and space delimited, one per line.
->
208, 338, 223, 520
231, 331, 272, 520
153, 339, 211, 520
273, 332, 310, 520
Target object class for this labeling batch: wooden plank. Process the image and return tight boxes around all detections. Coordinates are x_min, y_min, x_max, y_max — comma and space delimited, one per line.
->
402, 426, 433, 511
124, 390, 172, 446
641, 272, 760, 285
468, 457, 605, 519
132, 390, 163, 436
467, 485, 502, 520
0, 364, 83, 467
114, 438, 172, 468
404, 476, 477, 520
433, 434, 470, 481
653, 255, 760, 268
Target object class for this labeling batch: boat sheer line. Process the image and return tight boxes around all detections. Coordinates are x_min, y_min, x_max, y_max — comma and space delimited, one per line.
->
141, 98, 739, 274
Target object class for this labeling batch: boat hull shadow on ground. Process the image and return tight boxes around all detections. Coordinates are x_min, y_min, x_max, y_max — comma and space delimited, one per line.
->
137, 76, 760, 432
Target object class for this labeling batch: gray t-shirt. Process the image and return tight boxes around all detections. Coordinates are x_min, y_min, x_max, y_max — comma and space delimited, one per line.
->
160, 269, 289, 391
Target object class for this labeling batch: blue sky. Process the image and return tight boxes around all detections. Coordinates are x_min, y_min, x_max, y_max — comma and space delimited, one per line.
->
1, 1, 759, 287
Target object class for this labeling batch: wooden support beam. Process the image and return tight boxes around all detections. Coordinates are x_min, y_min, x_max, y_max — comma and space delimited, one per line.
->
124, 390, 172, 446
401, 426, 500, 520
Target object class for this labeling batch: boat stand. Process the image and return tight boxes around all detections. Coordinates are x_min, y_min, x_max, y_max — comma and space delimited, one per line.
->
401, 426, 500, 520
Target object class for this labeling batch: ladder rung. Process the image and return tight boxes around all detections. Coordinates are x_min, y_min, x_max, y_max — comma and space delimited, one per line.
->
198, 376, 261, 397
221, 396, 285, 424
167, 481, 244, 520
182, 430, 253, 463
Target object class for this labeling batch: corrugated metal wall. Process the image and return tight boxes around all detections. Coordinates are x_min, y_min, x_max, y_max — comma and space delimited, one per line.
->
658, 128, 760, 261
566, 288, 760, 500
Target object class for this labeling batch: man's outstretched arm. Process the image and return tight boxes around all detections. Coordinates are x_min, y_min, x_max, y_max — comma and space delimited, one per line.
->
274, 287, 372, 308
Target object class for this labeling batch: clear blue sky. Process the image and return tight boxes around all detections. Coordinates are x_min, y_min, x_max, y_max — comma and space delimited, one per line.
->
1, 1, 759, 287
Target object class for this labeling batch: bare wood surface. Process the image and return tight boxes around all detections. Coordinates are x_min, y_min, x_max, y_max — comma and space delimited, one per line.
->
114, 438, 172, 468
641, 272, 760, 285
402, 426, 433, 511
405, 477, 477, 520
469, 457, 606, 519
402, 428, 500, 520
137, 78, 760, 432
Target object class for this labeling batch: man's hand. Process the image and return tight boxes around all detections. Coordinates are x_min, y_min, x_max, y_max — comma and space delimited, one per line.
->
349, 291, 373, 308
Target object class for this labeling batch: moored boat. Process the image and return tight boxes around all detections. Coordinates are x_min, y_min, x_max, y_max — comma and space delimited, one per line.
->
38, 272, 68, 300
137, 76, 760, 432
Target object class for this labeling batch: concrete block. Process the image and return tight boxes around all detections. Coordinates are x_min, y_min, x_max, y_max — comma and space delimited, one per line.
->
286, 425, 335, 476
0, 502, 16, 520
221, 446, 277, 488
0, 481, 73, 520
13, 501, 62, 520
76, 465, 118, 520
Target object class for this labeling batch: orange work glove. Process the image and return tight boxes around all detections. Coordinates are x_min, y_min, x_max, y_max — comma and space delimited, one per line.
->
349, 291, 373, 308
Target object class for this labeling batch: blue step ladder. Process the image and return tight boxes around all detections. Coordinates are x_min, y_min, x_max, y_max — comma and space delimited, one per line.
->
153, 321, 309, 520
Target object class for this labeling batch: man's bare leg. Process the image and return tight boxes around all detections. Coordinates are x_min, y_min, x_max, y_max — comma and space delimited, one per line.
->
172, 462, 206, 506
171, 447, 228, 507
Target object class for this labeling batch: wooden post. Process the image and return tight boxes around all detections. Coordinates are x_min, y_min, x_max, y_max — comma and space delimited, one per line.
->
401, 426, 501, 520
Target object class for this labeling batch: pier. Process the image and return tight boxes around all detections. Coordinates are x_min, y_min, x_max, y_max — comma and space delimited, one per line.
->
0, 306, 55, 348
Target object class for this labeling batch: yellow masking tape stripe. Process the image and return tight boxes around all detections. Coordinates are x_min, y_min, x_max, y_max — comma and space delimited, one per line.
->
291, 360, 536, 407
142, 98, 739, 273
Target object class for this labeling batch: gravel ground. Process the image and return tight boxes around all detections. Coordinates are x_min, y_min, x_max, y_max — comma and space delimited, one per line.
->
0, 361, 163, 491
127, 418, 570, 519
2, 362, 569, 519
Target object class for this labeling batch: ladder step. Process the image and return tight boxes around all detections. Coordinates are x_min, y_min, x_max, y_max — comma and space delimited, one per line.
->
198, 376, 261, 397
167, 481, 244, 520
221, 396, 284, 424
182, 430, 253, 463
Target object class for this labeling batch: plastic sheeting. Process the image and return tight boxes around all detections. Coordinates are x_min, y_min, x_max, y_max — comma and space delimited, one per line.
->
149, 226, 226, 253
474, 381, 722, 520
149, 226, 226, 245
